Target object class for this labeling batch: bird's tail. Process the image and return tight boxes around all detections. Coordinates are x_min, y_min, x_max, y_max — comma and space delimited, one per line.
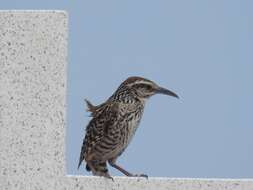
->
77, 137, 86, 170
84, 99, 96, 113
77, 150, 84, 170
84, 99, 107, 117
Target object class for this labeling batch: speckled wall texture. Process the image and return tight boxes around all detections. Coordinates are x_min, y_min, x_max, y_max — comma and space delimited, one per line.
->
0, 11, 252, 190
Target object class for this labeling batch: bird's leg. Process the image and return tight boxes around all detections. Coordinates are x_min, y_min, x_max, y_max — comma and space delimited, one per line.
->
109, 162, 133, 176
108, 160, 148, 178
86, 161, 96, 173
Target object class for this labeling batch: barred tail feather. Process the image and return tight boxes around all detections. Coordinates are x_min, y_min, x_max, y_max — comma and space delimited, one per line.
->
77, 152, 84, 169
84, 99, 96, 113
78, 139, 86, 170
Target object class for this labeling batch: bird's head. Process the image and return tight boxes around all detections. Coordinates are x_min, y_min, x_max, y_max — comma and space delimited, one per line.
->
120, 76, 179, 100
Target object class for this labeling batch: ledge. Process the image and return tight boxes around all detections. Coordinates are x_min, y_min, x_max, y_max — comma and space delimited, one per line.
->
0, 11, 252, 190
64, 176, 253, 190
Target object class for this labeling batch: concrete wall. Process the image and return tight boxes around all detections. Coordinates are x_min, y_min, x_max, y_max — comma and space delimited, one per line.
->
0, 11, 252, 190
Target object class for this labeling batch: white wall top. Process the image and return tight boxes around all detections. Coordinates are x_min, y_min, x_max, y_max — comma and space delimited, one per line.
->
0, 11, 252, 190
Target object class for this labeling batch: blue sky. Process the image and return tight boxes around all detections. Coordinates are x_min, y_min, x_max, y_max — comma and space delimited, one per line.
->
2, 0, 253, 178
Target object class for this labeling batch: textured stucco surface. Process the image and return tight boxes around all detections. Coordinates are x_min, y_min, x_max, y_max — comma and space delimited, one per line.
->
0, 11, 253, 190
0, 11, 67, 189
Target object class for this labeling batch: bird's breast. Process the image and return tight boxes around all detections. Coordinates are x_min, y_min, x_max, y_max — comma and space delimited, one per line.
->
97, 106, 144, 161
121, 108, 144, 147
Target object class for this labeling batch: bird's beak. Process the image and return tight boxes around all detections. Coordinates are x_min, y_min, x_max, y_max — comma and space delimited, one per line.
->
156, 87, 179, 98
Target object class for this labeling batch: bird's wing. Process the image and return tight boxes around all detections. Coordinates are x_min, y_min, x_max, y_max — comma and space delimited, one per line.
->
78, 101, 122, 168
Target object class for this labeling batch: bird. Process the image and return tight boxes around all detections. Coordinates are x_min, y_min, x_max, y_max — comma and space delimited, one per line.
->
78, 76, 179, 179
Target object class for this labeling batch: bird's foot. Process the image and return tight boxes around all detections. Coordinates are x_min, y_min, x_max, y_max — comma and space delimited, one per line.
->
95, 172, 114, 181
103, 173, 114, 181
105, 176, 114, 181
132, 173, 148, 179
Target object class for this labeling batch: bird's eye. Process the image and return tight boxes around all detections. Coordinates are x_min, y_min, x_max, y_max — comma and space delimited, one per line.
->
133, 84, 148, 89
133, 83, 153, 91
146, 85, 152, 90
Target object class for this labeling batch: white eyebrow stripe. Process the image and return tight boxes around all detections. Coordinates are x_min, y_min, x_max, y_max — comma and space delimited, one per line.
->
133, 80, 153, 86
